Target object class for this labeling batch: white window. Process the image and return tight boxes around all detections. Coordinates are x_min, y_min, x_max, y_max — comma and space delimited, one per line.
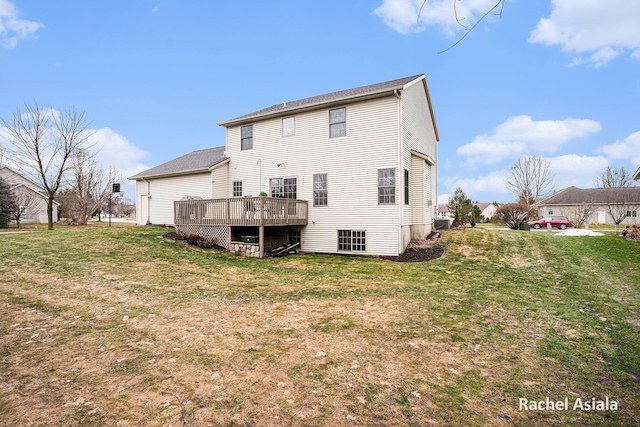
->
233, 181, 242, 197
338, 230, 366, 252
378, 168, 395, 204
241, 125, 253, 150
270, 177, 297, 199
313, 173, 328, 206
329, 107, 346, 138
282, 117, 295, 137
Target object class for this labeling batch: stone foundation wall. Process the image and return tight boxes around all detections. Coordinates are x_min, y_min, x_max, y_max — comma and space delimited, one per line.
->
230, 243, 261, 258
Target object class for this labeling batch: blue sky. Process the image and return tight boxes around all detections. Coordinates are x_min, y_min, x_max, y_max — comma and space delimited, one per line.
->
1, 0, 639, 204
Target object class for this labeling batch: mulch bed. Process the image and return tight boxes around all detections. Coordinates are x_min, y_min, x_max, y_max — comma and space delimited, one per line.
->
382, 231, 445, 263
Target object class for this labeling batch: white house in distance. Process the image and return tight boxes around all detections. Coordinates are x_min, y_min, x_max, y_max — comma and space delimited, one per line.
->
0, 166, 59, 224
130, 74, 440, 257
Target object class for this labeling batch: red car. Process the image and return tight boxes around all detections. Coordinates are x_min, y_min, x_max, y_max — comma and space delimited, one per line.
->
529, 216, 572, 230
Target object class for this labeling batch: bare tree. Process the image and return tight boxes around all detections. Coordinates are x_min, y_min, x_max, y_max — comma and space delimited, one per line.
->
604, 188, 640, 226
595, 166, 634, 188
506, 156, 554, 210
66, 149, 120, 224
1, 101, 94, 230
564, 204, 595, 229
7, 187, 38, 228
419, 0, 506, 53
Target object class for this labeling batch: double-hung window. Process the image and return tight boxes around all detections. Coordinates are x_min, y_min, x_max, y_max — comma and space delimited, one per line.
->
329, 107, 346, 138
378, 168, 395, 204
313, 173, 328, 206
241, 125, 253, 150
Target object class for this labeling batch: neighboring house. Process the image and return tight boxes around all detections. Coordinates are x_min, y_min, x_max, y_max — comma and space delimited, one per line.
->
0, 166, 59, 224
437, 204, 453, 222
476, 202, 499, 221
130, 74, 440, 257
437, 202, 498, 224
633, 166, 640, 181
537, 186, 640, 226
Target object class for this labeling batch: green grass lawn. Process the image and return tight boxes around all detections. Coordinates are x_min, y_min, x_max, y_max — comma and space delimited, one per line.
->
0, 226, 638, 426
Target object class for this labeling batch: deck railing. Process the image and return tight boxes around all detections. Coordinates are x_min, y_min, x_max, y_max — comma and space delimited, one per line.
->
174, 197, 308, 226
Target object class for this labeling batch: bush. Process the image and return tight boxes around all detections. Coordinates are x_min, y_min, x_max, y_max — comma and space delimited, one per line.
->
492, 203, 535, 230
621, 225, 640, 241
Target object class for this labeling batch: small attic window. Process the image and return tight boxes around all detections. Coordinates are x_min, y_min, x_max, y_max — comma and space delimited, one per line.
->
282, 117, 295, 137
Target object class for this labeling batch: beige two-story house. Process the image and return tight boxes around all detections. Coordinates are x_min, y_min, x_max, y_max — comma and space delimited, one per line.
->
130, 74, 440, 257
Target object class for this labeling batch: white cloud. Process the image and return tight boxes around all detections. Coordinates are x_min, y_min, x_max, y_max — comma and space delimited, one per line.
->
89, 127, 151, 195
598, 131, 640, 164
374, 0, 503, 35
548, 154, 610, 189
456, 115, 601, 164
529, 0, 640, 66
0, 0, 44, 49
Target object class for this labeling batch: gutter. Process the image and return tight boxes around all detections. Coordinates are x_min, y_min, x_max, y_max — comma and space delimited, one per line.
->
395, 88, 403, 256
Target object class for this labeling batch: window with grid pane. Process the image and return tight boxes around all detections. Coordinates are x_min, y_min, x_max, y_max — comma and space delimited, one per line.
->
329, 108, 346, 138
378, 168, 395, 204
338, 230, 365, 252
404, 169, 409, 205
270, 178, 297, 199
233, 181, 242, 197
241, 125, 253, 150
313, 173, 328, 206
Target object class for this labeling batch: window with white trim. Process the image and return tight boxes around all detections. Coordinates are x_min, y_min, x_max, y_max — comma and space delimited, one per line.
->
338, 230, 366, 252
282, 117, 295, 137
313, 173, 328, 206
233, 181, 242, 197
378, 168, 395, 204
270, 177, 297, 199
329, 107, 346, 138
241, 125, 253, 150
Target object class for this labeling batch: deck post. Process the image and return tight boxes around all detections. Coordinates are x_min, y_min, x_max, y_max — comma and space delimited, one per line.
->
259, 225, 265, 258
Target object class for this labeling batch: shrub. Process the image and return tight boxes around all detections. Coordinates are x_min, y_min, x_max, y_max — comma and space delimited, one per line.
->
0, 177, 17, 228
492, 202, 535, 230
621, 225, 640, 241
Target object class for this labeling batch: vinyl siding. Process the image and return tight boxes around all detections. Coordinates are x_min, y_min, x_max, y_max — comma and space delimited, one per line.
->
211, 164, 229, 198
134, 173, 212, 225
225, 96, 401, 255
401, 79, 438, 245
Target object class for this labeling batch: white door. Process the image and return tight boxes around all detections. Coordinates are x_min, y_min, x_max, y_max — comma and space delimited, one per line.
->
140, 195, 149, 225
598, 210, 606, 224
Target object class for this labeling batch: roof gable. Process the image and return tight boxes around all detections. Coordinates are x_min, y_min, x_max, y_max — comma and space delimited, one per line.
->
218, 74, 426, 127
128, 147, 227, 180
0, 166, 45, 191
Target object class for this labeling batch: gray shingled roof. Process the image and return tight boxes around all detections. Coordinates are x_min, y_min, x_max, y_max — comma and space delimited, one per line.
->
218, 74, 425, 127
128, 147, 227, 180
539, 186, 640, 205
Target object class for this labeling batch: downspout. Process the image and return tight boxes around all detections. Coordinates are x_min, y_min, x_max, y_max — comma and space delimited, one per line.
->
395, 89, 403, 255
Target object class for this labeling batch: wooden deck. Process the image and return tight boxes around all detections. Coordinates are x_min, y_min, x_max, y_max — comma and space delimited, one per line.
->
174, 196, 308, 227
